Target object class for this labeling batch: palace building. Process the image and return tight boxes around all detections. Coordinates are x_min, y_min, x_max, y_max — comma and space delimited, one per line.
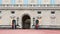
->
0, 0, 60, 29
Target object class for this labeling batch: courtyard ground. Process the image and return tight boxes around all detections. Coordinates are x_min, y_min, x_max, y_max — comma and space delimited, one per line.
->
0, 29, 60, 34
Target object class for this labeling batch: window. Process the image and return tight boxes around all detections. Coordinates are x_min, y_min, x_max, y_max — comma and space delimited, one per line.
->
11, 11, 15, 14
51, 11, 55, 14
38, 11, 41, 14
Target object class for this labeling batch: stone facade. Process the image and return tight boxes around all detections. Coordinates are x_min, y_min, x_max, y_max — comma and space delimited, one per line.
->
0, 0, 60, 29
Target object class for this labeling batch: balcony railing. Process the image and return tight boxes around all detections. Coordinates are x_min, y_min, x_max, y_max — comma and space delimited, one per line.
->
0, 4, 60, 7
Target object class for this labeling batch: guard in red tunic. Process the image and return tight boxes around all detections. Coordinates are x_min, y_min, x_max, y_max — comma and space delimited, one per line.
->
35, 19, 39, 29
12, 20, 16, 29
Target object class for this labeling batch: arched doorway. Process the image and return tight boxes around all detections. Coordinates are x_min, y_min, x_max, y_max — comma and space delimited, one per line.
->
22, 15, 31, 29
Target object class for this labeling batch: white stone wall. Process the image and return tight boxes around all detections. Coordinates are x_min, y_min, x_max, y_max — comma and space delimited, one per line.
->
39, 10, 51, 25
55, 11, 60, 25
0, 10, 60, 28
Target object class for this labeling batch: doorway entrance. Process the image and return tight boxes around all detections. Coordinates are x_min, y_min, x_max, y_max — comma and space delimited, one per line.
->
22, 15, 31, 29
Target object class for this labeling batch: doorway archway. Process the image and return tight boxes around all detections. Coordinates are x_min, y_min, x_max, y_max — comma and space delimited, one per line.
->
22, 14, 31, 29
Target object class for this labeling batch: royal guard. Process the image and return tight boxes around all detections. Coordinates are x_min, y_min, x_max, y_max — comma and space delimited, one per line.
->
35, 19, 39, 29
12, 19, 16, 29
